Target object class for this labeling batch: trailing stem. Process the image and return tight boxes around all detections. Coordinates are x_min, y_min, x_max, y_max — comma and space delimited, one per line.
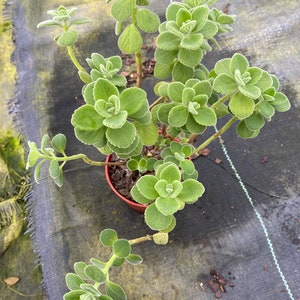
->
67, 46, 85, 72
193, 116, 238, 155
135, 51, 143, 88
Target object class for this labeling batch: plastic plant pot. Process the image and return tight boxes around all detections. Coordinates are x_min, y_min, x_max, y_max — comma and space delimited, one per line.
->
105, 155, 147, 213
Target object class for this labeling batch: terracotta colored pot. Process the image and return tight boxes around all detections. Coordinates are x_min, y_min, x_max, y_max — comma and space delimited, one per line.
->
105, 155, 147, 213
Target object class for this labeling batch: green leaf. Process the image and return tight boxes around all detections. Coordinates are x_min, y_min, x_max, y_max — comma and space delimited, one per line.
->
74, 127, 107, 146
166, 3, 185, 21
79, 284, 101, 297
154, 62, 173, 79
54, 168, 63, 187
157, 103, 176, 124
27, 149, 41, 168
247, 67, 263, 85
90, 258, 106, 269
84, 265, 106, 283
145, 203, 174, 231
103, 111, 128, 129
74, 262, 88, 280
156, 32, 181, 50
158, 163, 181, 182
258, 101, 275, 118
57, 30, 78, 47
136, 175, 159, 199
106, 121, 136, 148
137, 8, 160, 32
193, 80, 212, 97
192, 5, 209, 31
94, 79, 119, 102
78, 71, 92, 84
230, 53, 249, 74
229, 92, 255, 119
199, 20, 218, 38
180, 33, 203, 50
112, 239, 131, 258
49, 160, 60, 179
51, 133, 66, 153
180, 159, 195, 175
83, 82, 95, 105
71, 105, 104, 130
245, 112, 265, 130
214, 57, 231, 76
125, 254, 143, 265
193, 107, 217, 126
120, 88, 147, 115
100, 229, 118, 246
172, 62, 194, 83
134, 121, 158, 146
213, 73, 236, 94
111, 0, 133, 21
155, 48, 178, 64
178, 179, 205, 203
236, 120, 259, 138
176, 8, 191, 26
118, 23, 143, 54
255, 71, 273, 91
37, 20, 62, 28
33, 161, 43, 183
272, 92, 291, 112
112, 257, 125, 267
168, 106, 189, 127
65, 273, 85, 290
63, 290, 85, 300
168, 82, 184, 102
178, 48, 203, 67
105, 281, 127, 300
238, 84, 261, 99
131, 184, 153, 204
69, 17, 92, 26
185, 114, 206, 133
156, 197, 180, 216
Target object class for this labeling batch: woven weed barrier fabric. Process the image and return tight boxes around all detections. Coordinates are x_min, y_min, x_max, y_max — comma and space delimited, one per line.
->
11, 0, 300, 299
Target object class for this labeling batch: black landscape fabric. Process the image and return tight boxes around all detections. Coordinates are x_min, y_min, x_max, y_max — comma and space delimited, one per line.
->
10, 0, 300, 299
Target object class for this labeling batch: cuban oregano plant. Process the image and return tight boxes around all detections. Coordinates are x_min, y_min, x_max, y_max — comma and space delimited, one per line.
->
64, 228, 168, 300
27, 1, 290, 236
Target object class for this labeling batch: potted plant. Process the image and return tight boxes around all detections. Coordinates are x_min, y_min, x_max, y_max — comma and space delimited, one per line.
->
26, 0, 290, 298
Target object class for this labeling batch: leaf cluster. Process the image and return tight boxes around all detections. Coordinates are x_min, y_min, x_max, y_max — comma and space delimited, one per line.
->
64, 229, 142, 300
37, 6, 92, 47
26, 134, 67, 187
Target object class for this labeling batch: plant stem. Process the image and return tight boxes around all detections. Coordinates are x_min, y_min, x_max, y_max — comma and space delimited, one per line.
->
193, 116, 238, 155
129, 235, 153, 245
42, 153, 125, 166
67, 46, 85, 72
211, 93, 231, 110
149, 96, 164, 110
135, 51, 143, 88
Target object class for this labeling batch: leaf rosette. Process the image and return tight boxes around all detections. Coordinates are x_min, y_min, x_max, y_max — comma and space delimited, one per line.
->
131, 162, 205, 231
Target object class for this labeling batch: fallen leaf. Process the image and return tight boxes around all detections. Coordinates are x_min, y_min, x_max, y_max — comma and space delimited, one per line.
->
4, 276, 20, 286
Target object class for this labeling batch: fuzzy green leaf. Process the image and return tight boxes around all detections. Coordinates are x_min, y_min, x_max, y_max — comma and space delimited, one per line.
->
158, 163, 181, 182
37, 20, 62, 28
103, 111, 128, 129
112, 239, 131, 258
105, 281, 127, 300
156, 197, 181, 216
156, 32, 181, 50
106, 121, 136, 148
238, 84, 261, 99
99, 228, 118, 247
229, 92, 255, 119
49, 160, 60, 179
199, 20, 218, 38
137, 8, 160, 32
111, 0, 133, 21
51, 133, 66, 153
172, 62, 194, 83
145, 203, 174, 231
134, 121, 158, 146
193, 107, 217, 126
168, 106, 189, 127
94, 79, 119, 102
83, 82, 95, 105
84, 265, 106, 283
125, 254, 143, 265
180, 33, 203, 50
65, 273, 85, 290
71, 105, 104, 131
258, 101, 275, 118
63, 290, 85, 300
131, 184, 153, 204
255, 71, 273, 91
178, 179, 205, 203
118, 23, 143, 54
167, 82, 184, 102
213, 73, 236, 94
230, 53, 249, 74
154, 62, 173, 79
214, 57, 231, 76
136, 175, 159, 199
185, 114, 206, 134
57, 30, 78, 47
74, 262, 88, 280
245, 112, 265, 130
69, 17, 92, 26
155, 48, 178, 64
192, 5, 209, 31
178, 48, 203, 67
236, 120, 259, 138
120, 88, 147, 115
74, 127, 106, 146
